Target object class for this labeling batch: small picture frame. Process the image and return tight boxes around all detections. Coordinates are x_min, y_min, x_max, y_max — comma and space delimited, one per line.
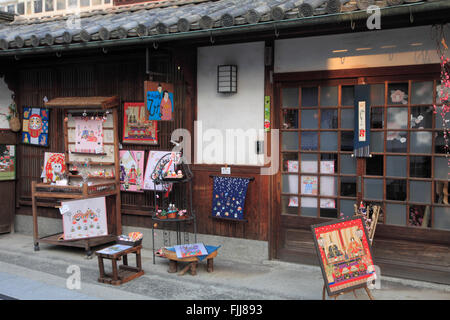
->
122, 102, 158, 145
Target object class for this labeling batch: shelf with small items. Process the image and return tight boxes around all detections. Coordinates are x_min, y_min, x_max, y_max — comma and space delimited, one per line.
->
150, 158, 196, 264
152, 205, 192, 221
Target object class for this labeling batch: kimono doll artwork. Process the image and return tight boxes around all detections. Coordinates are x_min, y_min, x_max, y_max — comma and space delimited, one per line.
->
74, 118, 104, 154
146, 81, 174, 121
123, 102, 158, 145
160, 91, 173, 121
61, 196, 108, 240
119, 150, 144, 192
43, 152, 66, 183
312, 217, 376, 296
22, 107, 49, 146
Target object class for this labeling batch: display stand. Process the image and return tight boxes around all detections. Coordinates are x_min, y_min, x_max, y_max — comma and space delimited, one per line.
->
96, 244, 144, 285
160, 247, 217, 276
150, 157, 197, 264
32, 96, 122, 258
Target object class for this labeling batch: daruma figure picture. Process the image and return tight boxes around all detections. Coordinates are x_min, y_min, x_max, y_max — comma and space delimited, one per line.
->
22, 107, 49, 146
311, 217, 376, 296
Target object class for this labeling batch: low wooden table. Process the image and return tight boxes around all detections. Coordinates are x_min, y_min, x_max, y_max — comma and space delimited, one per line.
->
161, 247, 218, 276
96, 244, 144, 285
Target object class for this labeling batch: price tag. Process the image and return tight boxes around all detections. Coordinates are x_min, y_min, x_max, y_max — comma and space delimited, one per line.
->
59, 205, 70, 215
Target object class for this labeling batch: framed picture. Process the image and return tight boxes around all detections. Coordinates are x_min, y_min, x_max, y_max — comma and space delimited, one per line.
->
61, 196, 108, 240
143, 150, 177, 191
123, 102, 158, 145
119, 150, 145, 192
311, 217, 376, 296
0, 145, 15, 181
21, 107, 49, 146
145, 81, 174, 121
43, 152, 66, 183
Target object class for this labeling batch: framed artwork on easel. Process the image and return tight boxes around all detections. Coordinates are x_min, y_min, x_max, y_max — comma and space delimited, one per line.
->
311, 216, 377, 297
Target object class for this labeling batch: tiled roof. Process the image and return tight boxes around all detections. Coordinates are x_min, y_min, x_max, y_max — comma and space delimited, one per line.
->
0, 0, 443, 51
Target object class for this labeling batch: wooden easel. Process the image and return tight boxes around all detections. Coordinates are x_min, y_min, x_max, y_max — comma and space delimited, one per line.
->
322, 283, 375, 300
322, 205, 381, 300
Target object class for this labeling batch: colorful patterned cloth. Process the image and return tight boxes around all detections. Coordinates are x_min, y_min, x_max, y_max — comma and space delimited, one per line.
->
211, 176, 251, 221
167, 245, 221, 261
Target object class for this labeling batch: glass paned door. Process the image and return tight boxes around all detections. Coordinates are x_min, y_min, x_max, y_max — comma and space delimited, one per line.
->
279, 77, 449, 231
280, 82, 358, 219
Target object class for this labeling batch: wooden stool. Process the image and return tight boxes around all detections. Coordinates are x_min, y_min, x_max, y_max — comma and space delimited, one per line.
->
96, 244, 144, 285
162, 247, 218, 276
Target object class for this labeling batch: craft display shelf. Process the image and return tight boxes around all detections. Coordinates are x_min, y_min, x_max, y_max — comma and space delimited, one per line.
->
32, 96, 122, 258
31, 181, 120, 257
151, 161, 197, 264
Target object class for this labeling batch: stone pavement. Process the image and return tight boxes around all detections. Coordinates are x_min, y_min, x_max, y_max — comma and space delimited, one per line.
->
0, 233, 449, 300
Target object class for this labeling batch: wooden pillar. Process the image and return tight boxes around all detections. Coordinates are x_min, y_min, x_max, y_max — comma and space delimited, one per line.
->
31, 181, 39, 250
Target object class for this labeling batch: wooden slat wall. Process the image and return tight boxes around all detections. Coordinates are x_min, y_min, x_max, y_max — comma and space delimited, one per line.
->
12, 49, 190, 221
191, 165, 270, 241
9, 47, 270, 242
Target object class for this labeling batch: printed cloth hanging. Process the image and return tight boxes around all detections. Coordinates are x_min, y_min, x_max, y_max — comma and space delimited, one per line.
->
21, 107, 49, 146
353, 85, 371, 157
211, 176, 251, 221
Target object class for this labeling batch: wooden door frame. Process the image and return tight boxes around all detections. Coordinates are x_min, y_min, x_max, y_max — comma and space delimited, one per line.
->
270, 63, 444, 259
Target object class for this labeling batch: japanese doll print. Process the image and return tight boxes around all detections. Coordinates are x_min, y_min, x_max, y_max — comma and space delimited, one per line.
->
312, 217, 376, 296
119, 150, 144, 192
146, 81, 174, 121
61, 197, 108, 240
123, 102, 158, 145
43, 152, 66, 183
74, 117, 104, 154
22, 107, 49, 146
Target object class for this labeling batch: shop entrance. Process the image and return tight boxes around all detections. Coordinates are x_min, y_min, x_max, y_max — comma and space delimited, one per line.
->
274, 66, 449, 265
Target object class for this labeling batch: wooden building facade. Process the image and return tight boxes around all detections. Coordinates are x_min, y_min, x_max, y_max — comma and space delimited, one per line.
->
0, 0, 449, 285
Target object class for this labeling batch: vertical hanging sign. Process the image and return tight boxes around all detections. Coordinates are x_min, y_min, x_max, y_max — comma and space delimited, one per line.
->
358, 101, 366, 142
353, 85, 371, 157
264, 96, 271, 132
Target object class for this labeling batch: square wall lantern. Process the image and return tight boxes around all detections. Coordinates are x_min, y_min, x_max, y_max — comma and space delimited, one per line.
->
217, 65, 237, 93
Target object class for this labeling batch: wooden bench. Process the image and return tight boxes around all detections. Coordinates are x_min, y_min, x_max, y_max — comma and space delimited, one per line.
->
96, 244, 144, 285
161, 247, 218, 276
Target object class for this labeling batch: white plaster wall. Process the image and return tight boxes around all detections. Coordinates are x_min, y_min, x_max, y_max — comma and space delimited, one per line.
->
196, 42, 265, 166
0, 76, 14, 129
275, 26, 448, 73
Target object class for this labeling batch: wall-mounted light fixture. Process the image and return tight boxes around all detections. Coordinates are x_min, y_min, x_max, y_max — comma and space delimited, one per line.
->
217, 65, 237, 93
